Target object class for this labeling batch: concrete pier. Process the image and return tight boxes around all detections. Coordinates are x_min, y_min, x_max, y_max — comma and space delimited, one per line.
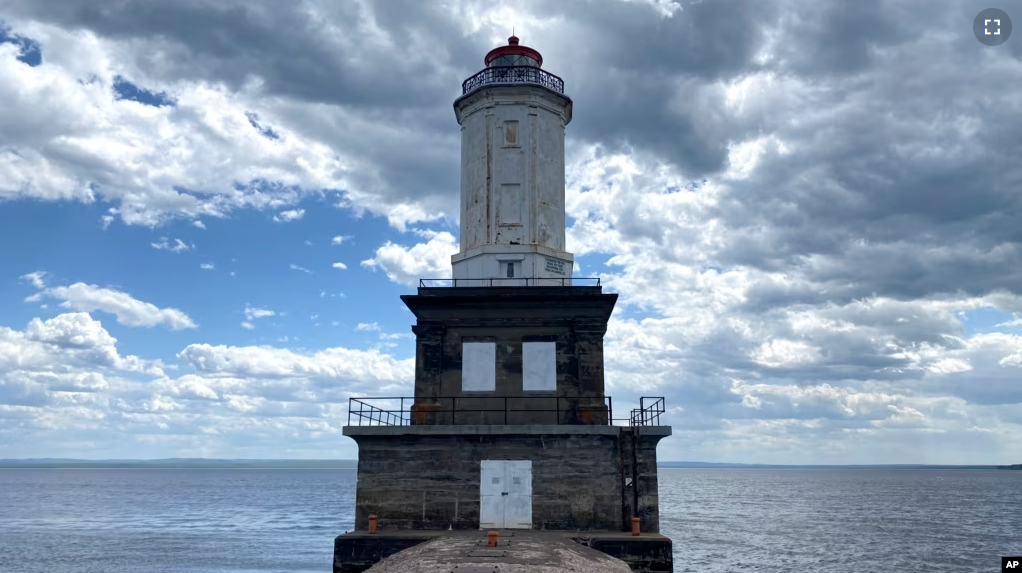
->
334, 529, 672, 573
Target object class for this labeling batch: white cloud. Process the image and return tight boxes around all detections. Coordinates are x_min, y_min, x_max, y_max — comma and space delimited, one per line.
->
0, 312, 165, 381
290, 264, 312, 274
361, 230, 457, 286
176, 343, 413, 392
996, 315, 1022, 328
151, 237, 193, 252
241, 321, 255, 330
192, 220, 206, 229
273, 209, 305, 222
26, 282, 196, 330
331, 235, 353, 246
332, 262, 347, 270
356, 322, 381, 331
20, 271, 47, 289
243, 306, 275, 321
199, 263, 214, 270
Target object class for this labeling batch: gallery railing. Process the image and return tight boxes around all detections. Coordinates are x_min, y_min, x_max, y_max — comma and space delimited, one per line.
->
347, 395, 612, 426
418, 277, 601, 288
630, 396, 666, 426
347, 395, 667, 427
462, 65, 565, 95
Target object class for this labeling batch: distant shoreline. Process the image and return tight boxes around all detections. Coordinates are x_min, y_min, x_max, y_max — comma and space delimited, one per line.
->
1, 459, 1018, 470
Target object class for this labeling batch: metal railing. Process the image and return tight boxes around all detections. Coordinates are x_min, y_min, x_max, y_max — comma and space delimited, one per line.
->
348, 395, 613, 426
462, 65, 565, 95
346, 395, 667, 427
630, 397, 666, 426
418, 277, 600, 288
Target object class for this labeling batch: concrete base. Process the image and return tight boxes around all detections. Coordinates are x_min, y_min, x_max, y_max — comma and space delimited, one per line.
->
343, 425, 671, 532
334, 530, 673, 573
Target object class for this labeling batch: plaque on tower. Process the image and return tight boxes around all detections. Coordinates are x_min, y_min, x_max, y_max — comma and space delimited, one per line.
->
544, 256, 566, 275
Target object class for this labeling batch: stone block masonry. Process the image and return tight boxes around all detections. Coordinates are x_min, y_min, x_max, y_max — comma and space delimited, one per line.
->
343, 425, 670, 533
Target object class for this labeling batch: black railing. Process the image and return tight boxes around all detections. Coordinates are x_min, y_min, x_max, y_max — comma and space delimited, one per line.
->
348, 395, 613, 426
418, 277, 600, 288
346, 395, 667, 427
462, 65, 565, 95
630, 397, 666, 427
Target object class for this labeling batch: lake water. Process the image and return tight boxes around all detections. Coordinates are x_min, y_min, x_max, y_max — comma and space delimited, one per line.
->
0, 468, 1018, 572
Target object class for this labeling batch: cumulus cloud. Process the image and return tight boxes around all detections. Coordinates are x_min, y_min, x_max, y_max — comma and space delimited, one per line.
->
26, 282, 196, 330
355, 322, 381, 332
361, 229, 457, 286
199, 263, 214, 270
0, 313, 165, 399
175, 343, 414, 397
289, 264, 312, 273
273, 209, 305, 222
331, 262, 347, 270
331, 235, 352, 246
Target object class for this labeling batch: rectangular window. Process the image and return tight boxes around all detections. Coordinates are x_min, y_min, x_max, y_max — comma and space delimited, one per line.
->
462, 342, 496, 392
522, 342, 556, 391
504, 120, 518, 146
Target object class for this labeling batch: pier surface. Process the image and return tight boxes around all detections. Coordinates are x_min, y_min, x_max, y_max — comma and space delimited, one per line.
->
334, 530, 672, 573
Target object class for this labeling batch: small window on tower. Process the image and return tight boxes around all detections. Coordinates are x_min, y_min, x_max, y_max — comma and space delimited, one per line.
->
504, 120, 518, 146
507, 262, 514, 278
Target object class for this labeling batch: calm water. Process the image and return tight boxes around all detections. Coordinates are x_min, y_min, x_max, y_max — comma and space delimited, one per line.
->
0, 468, 1019, 572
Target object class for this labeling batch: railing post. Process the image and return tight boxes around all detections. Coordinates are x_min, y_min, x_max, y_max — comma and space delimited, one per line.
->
504, 397, 508, 425
608, 396, 613, 425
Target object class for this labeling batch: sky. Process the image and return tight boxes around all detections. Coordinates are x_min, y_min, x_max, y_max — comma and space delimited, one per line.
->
1, 0, 1021, 464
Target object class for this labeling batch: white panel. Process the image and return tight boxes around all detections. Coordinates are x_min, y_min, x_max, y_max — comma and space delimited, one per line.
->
505, 461, 533, 529
462, 342, 496, 392
497, 183, 522, 226
523, 342, 556, 391
479, 460, 504, 529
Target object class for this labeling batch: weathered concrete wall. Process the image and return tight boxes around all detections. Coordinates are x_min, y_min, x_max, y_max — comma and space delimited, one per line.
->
403, 287, 616, 426
455, 85, 570, 254
344, 425, 673, 535
618, 427, 669, 533
349, 430, 624, 531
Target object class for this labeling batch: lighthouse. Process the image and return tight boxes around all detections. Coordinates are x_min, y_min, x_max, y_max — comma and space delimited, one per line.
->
451, 35, 574, 285
336, 36, 674, 573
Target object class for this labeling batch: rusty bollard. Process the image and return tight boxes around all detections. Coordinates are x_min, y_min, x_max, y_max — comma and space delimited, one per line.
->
368, 514, 378, 534
487, 530, 499, 546
631, 516, 640, 536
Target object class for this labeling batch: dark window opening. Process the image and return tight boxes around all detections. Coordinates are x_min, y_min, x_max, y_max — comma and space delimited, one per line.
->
507, 263, 514, 278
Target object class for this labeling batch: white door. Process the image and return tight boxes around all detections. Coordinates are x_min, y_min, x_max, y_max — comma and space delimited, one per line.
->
479, 460, 532, 529
505, 460, 533, 528
479, 460, 505, 529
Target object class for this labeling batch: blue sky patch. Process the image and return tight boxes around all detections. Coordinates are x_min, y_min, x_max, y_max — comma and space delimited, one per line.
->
0, 23, 41, 66
112, 76, 176, 107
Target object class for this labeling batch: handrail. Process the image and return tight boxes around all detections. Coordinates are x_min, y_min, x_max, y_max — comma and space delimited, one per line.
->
418, 277, 600, 288
629, 397, 666, 427
346, 395, 667, 427
462, 65, 565, 95
347, 395, 613, 426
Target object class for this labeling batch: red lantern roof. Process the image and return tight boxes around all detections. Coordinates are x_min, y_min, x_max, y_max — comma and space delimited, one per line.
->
484, 35, 544, 67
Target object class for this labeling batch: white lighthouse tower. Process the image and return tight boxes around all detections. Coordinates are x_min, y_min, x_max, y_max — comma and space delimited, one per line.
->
451, 35, 574, 285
